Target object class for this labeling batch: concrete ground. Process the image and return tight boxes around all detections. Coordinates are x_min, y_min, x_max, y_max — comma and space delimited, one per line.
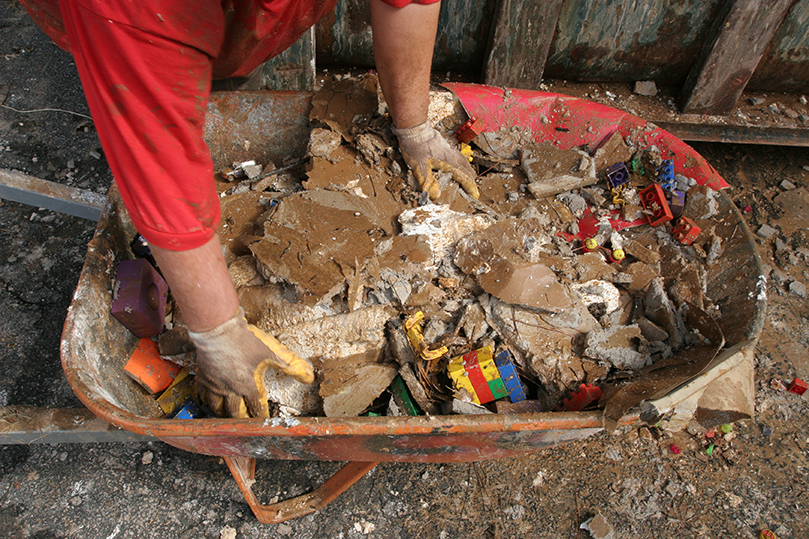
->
2, 3, 809, 538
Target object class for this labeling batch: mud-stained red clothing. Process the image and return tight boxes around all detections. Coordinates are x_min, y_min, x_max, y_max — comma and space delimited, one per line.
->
20, 0, 438, 250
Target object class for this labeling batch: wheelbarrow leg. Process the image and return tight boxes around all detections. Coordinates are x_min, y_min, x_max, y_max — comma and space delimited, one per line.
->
224, 456, 380, 524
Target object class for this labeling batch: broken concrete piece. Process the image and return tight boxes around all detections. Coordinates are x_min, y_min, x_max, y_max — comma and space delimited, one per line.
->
484, 296, 593, 398
584, 325, 649, 370
683, 184, 718, 220
637, 317, 670, 342
238, 284, 332, 332
522, 142, 598, 199
457, 303, 489, 343
274, 306, 395, 369
478, 260, 575, 313
444, 399, 494, 415
624, 261, 657, 293
320, 364, 398, 417
756, 224, 779, 240
622, 238, 660, 265
574, 252, 616, 282
218, 191, 273, 264
571, 280, 622, 315
307, 127, 343, 160
580, 512, 616, 539
592, 130, 634, 172
264, 367, 321, 416
644, 278, 687, 350
250, 189, 380, 304
633, 80, 658, 97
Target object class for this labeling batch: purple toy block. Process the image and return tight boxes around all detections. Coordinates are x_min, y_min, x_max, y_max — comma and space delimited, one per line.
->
668, 189, 686, 219
606, 162, 630, 190
111, 259, 168, 337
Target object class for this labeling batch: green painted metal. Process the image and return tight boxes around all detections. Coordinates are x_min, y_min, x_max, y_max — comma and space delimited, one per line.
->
748, 0, 809, 92
541, 0, 724, 84
262, 29, 316, 91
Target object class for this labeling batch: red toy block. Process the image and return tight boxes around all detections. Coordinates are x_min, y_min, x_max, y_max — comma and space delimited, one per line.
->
560, 383, 602, 411
672, 217, 701, 245
455, 117, 483, 144
788, 378, 808, 395
640, 183, 673, 226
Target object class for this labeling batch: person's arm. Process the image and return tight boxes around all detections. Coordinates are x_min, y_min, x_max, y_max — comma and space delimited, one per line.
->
370, 0, 478, 199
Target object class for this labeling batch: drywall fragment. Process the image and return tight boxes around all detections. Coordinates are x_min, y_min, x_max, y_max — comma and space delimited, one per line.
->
320, 364, 398, 417
522, 142, 598, 199
592, 130, 634, 171
584, 325, 650, 370
399, 205, 492, 269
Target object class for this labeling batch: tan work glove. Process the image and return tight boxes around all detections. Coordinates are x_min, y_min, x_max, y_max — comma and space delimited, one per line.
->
188, 308, 314, 418
392, 121, 479, 200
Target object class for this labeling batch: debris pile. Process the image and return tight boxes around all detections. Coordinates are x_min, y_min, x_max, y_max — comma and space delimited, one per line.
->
118, 75, 731, 423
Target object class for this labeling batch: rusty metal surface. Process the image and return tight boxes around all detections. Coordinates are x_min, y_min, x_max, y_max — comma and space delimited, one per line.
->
534, 0, 724, 85
0, 168, 106, 221
225, 457, 379, 524
748, 0, 809, 92
314, 0, 494, 73
204, 91, 313, 171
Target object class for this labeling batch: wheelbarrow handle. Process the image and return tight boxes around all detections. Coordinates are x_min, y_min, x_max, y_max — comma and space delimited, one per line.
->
224, 456, 380, 524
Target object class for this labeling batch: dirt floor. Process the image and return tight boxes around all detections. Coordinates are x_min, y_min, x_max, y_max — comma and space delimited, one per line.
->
2, 3, 809, 538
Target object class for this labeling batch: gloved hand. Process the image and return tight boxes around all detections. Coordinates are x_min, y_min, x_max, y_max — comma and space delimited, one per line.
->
392, 121, 479, 200
188, 308, 314, 418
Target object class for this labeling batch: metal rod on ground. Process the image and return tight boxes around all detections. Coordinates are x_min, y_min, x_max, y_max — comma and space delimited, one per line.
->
0, 168, 106, 221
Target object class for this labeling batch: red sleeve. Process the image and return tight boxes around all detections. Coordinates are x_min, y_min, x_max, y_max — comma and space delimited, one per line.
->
379, 0, 440, 6
61, 0, 221, 250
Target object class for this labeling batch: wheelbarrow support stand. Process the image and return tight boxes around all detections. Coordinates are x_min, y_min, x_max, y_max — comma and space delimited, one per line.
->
224, 456, 380, 524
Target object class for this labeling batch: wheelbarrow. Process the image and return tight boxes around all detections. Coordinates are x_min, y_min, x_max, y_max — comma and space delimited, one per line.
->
60, 85, 766, 524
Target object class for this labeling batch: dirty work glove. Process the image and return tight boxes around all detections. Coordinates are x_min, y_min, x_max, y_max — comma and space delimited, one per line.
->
392, 121, 479, 200
188, 308, 314, 418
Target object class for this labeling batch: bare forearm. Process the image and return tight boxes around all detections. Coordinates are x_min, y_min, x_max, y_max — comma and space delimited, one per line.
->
370, 0, 440, 129
150, 235, 239, 333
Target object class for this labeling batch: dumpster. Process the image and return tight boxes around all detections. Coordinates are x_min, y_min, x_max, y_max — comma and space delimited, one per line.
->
61, 85, 765, 523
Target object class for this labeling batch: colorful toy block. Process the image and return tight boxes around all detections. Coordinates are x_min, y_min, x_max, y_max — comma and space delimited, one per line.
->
561, 383, 602, 411
788, 378, 808, 395
111, 259, 169, 337
656, 159, 676, 192
640, 183, 674, 226
455, 117, 483, 144
668, 189, 686, 219
124, 338, 181, 394
171, 398, 202, 419
606, 162, 630, 190
494, 350, 526, 402
448, 346, 508, 405
672, 217, 701, 245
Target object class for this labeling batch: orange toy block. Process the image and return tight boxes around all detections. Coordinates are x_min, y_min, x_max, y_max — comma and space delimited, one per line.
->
124, 338, 181, 394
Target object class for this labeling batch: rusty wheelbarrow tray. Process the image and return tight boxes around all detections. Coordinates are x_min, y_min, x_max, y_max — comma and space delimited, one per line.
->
60, 87, 766, 523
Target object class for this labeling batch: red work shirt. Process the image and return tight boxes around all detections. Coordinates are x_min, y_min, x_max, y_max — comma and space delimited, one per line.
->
20, 0, 439, 250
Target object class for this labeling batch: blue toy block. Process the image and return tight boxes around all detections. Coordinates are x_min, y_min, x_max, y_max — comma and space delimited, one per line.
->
494, 350, 527, 403
656, 159, 676, 192
171, 399, 202, 419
